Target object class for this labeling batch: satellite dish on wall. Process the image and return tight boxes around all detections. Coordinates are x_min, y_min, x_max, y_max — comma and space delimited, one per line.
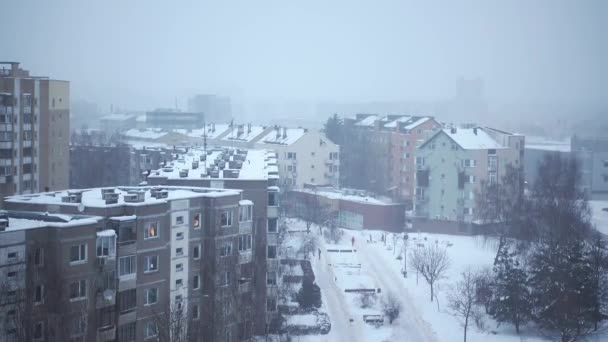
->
78, 203, 85, 213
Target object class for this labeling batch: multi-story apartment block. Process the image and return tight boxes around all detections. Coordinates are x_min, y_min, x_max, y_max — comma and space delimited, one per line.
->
145, 147, 281, 336
145, 109, 204, 130
188, 94, 232, 123
70, 145, 173, 189
254, 126, 339, 188
571, 136, 608, 198
116, 123, 337, 190
0, 62, 70, 200
2, 183, 271, 341
342, 114, 438, 201
414, 127, 524, 232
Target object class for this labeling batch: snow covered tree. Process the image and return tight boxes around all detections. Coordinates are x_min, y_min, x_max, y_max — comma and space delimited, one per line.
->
587, 231, 608, 331
409, 243, 450, 301
448, 269, 478, 342
488, 246, 531, 333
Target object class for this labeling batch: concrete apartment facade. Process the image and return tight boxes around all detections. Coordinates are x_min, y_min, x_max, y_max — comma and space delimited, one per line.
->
2, 185, 263, 342
145, 110, 204, 130
188, 95, 232, 123
254, 127, 340, 189
571, 136, 608, 198
414, 127, 524, 233
145, 147, 281, 336
0, 62, 69, 201
341, 114, 438, 202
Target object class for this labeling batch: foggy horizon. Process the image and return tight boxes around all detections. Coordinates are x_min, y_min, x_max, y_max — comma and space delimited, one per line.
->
2, 0, 607, 116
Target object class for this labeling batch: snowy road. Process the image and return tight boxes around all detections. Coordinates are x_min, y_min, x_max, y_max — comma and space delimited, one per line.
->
311, 255, 366, 342
354, 234, 439, 342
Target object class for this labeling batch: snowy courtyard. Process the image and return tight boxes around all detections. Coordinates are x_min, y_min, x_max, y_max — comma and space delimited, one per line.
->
280, 219, 608, 342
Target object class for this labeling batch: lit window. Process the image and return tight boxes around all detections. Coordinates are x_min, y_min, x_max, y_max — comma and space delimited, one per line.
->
144, 222, 159, 239
193, 214, 201, 228
144, 255, 158, 273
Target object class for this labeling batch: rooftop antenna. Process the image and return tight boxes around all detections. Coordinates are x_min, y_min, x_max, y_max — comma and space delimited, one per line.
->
203, 117, 207, 172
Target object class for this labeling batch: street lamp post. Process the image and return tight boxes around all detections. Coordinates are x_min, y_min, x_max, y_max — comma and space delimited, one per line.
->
403, 233, 409, 278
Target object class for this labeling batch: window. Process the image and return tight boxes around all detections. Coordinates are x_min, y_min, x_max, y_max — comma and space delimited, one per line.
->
145, 288, 158, 305
176, 247, 184, 256
118, 322, 136, 342
96, 235, 116, 257
223, 271, 231, 286
7, 270, 17, 279
175, 216, 184, 225
34, 247, 44, 266
220, 242, 232, 257
69, 280, 87, 300
33, 321, 43, 340
267, 245, 277, 259
0, 165, 12, 175
329, 152, 339, 160
118, 289, 137, 313
415, 157, 425, 167
144, 321, 158, 338
69, 244, 87, 264
144, 222, 159, 239
267, 297, 277, 312
119, 255, 136, 277
268, 192, 279, 206
404, 153, 410, 159
311, 151, 315, 157
287, 165, 293, 172
7, 251, 18, 260
239, 205, 252, 222
267, 271, 277, 286
118, 224, 136, 244
468, 175, 476, 184
221, 210, 233, 227
464, 208, 474, 216
287, 152, 296, 160
193, 245, 201, 259
488, 156, 498, 171
193, 275, 200, 289
176, 263, 183, 272
34, 285, 44, 304
98, 307, 115, 328
192, 305, 200, 320
144, 255, 158, 273
489, 173, 498, 185
176, 279, 183, 287
238, 234, 252, 251
193, 213, 201, 228
176, 232, 184, 240
267, 218, 278, 233
462, 159, 477, 168
311, 164, 315, 169
70, 316, 87, 337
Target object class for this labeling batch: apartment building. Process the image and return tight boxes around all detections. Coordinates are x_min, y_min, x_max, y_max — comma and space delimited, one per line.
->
145, 147, 281, 335
254, 127, 339, 188
2, 185, 264, 341
571, 136, 608, 198
342, 114, 438, 201
414, 127, 524, 233
70, 145, 174, 189
188, 94, 232, 123
145, 109, 204, 130
0, 62, 69, 200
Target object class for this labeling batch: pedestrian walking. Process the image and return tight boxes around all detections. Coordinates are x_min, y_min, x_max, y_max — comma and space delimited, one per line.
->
352, 236, 355, 247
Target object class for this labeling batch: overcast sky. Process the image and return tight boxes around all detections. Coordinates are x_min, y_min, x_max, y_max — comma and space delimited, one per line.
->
1, 0, 606, 112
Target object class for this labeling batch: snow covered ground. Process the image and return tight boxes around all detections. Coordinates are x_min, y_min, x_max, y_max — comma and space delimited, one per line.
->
282, 219, 608, 341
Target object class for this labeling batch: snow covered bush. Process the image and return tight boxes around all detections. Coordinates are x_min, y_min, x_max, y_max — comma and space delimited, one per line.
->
296, 278, 322, 309
357, 292, 376, 309
381, 293, 401, 324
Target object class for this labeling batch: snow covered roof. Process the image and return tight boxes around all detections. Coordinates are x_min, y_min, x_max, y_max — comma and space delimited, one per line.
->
123, 128, 168, 140
205, 124, 231, 139
297, 188, 394, 205
383, 116, 412, 128
5, 186, 240, 208
100, 114, 135, 121
525, 136, 571, 152
1, 213, 103, 232
147, 148, 278, 181
259, 128, 306, 145
424, 128, 505, 150
222, 125, 266, 142
354, 115, 378, 127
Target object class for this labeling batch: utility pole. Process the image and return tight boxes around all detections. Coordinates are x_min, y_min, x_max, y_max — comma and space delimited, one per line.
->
403, 233, 408, 278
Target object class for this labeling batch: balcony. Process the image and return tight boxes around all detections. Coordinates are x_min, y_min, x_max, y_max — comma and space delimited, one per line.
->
238, 280, 252, 294
238, 252, 253, 264
96, 325, 116, 341
96, 289, 116, 308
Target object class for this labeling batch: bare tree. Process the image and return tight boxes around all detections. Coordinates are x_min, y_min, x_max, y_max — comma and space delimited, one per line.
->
151, 301, 198, 342
297, 192, 323, 234
475, 164, 527, 264
298, 234, 319, 260
409, 243, 451, 301
448, 269, 478, 342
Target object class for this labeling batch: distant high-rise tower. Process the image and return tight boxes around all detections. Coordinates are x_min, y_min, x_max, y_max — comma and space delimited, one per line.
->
0, 62, 70, 201
188, 94, 232, 123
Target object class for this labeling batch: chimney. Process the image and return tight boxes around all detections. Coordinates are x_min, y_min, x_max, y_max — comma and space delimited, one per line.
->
473, 127, 478, 135
282, 127, 287, 139
248, 123, 252, 133
451, 127, 457, 134
275, 126, 280, 139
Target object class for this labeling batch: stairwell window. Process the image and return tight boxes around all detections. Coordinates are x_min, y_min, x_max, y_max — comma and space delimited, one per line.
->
193, 213, 201, 229
144, 255, 158, 273
221, 210, 233, 227
69, 243, 87, 264
69, 280, 87, 301
145, 288, 158, 305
